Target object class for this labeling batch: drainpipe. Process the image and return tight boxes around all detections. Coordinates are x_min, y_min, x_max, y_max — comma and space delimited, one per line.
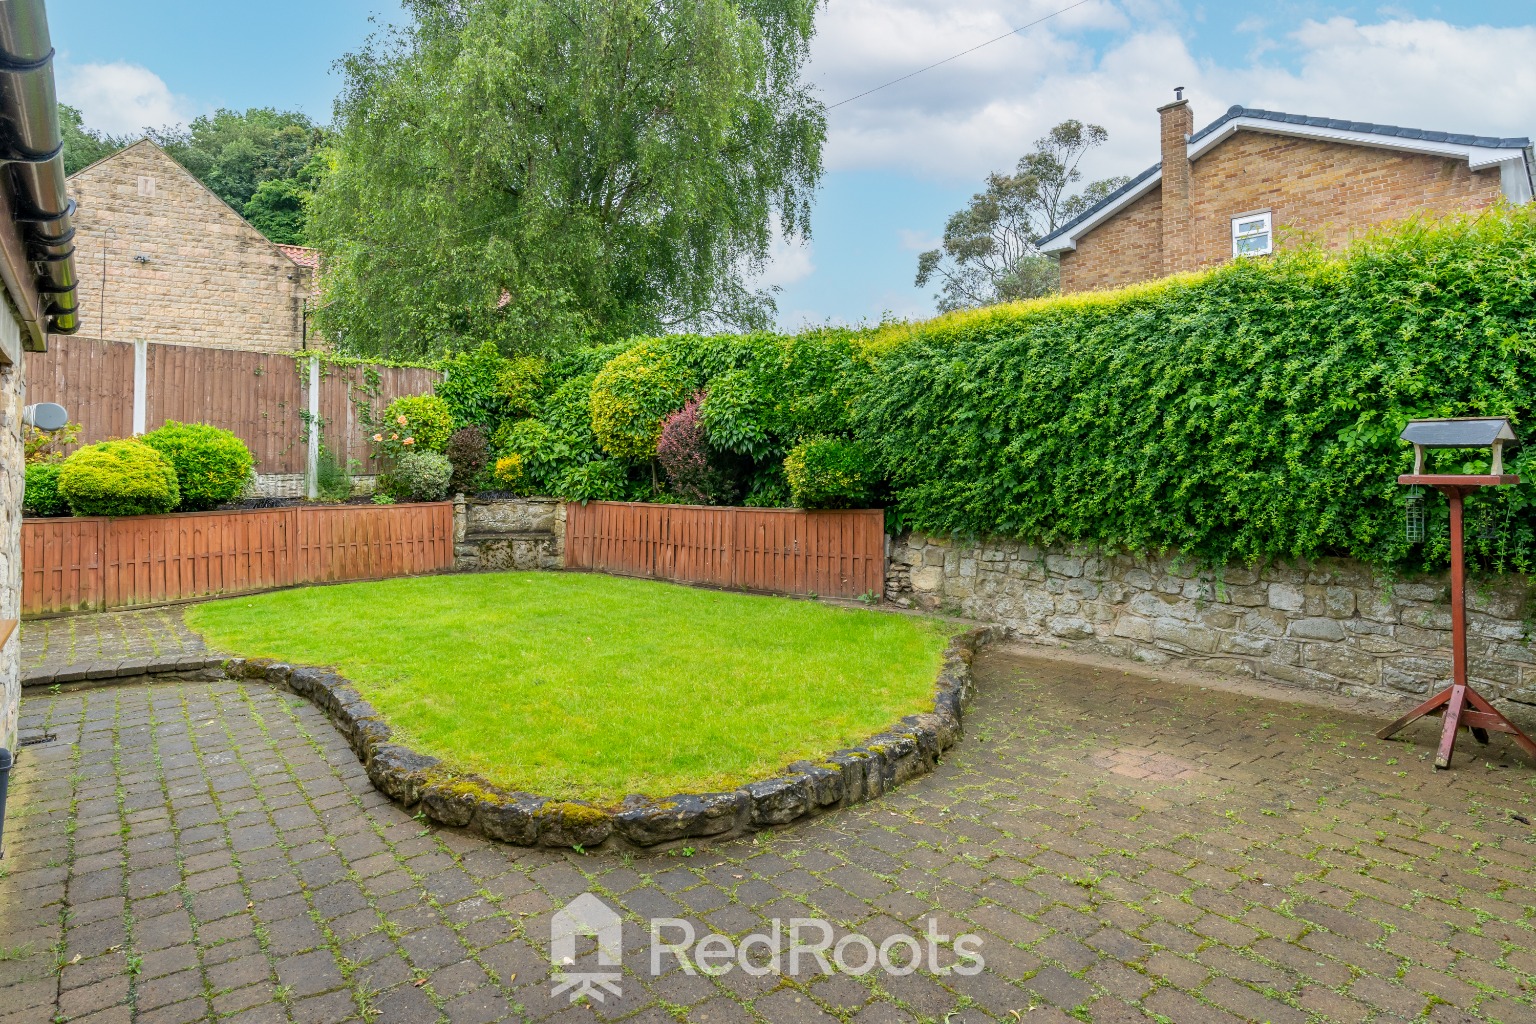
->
0, 748, 10, 858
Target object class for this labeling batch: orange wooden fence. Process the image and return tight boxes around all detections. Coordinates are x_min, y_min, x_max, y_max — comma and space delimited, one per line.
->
564, 501, 886, 598
21, 502, 455, 616
23, 339, 440, 474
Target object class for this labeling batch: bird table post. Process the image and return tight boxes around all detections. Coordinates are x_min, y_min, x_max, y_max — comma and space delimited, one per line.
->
1377, 417, 1536, 768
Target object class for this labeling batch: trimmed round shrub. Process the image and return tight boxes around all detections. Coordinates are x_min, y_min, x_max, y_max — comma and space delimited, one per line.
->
589, 342, 696, 459
23, 463, 66, 516
386, 450, 453, 502
140, 421, 255, 511
382, 394, 454, 453
58, 440, 181, 517
784, 437, 876, 510
445, 425, 490, 495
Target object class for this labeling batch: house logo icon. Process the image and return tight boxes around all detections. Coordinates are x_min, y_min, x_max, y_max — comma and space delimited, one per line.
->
549, 893, 623, 1002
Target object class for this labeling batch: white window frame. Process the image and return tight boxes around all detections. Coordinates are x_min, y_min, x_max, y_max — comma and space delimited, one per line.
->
1232, 210, 1273, 258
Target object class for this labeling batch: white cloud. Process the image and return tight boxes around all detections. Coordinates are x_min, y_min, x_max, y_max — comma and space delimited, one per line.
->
58, 61, 193, 136
811, 6, 1536, 187
755, 231, 816, 289
897, 228, 942, 252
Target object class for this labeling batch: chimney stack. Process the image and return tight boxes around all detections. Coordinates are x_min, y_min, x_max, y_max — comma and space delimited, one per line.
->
1158, 88, 1193, 274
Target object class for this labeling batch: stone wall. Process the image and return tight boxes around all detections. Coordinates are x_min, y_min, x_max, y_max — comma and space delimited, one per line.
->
67, 141, 313, 354
887, 532, 1536, 707
453, 496, 564, 572
0, 307, 23, 750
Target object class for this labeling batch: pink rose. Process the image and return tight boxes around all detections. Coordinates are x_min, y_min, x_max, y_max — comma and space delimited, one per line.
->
397, 414, 408, 425
372, 433, 382, 442
403, 437, 415, 445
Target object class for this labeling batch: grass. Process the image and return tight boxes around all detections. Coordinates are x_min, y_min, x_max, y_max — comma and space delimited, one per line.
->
186, 572, 956, 803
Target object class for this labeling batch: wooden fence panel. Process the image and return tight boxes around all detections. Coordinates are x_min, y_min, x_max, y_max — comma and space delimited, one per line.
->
21, 502, 454, 616
565, 501, 885, 599
23, 338, 135, 450
146, 345, 307, 474
24, 340, 441, 477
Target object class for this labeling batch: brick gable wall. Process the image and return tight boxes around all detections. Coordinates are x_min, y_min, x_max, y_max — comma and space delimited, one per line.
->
1060, 131, 1507, 294
67, 142, 313, 353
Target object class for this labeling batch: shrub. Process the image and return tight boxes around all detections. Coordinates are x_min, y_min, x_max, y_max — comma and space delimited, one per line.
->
498, 356, 546, 418
657, 393, 736, 504
493, 454, 525, 491
385, 450, 453, 502
24, 421, 80, 465
589, 341, 696, 459
379, 394, 454, 456
436, 341, 511, 430
23, 463, 66, 516
140, 421, 255, 511
315, 447, 355, 503
445, 426, 491, 495
58, 440, 181, 517
784, 437, 875, 510
553, 460, 629, 502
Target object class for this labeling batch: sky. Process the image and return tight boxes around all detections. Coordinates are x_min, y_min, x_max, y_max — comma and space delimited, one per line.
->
51, 0, 1536, 330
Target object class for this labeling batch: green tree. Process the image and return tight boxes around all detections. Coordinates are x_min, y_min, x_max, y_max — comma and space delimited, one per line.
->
59, 103, 124, 175
242, 151, 327, 245
915, 120, 1127, 311
148, 107, 325, 214
309, 0, 826, 359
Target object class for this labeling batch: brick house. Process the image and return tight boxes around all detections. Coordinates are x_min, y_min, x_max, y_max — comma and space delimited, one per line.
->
66, 140, 317, 352
1038, 94, 1535, 293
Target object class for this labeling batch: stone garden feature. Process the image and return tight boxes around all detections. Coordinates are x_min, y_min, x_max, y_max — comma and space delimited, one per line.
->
1378, 417, 1536, 768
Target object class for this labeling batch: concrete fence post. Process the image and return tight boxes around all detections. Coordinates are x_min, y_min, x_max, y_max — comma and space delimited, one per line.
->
131, 339, 147, 435
307, 356, 320, 501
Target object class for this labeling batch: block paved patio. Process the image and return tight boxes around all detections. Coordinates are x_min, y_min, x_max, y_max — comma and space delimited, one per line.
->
0, 643, 1533, 1024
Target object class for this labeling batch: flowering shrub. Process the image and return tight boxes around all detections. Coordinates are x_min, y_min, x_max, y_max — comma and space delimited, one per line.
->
657, 393, 734, 504
493, 454, 526, 490
376, 394, 453, 461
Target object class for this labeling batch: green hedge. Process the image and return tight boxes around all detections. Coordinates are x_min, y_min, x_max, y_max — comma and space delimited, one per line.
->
422, 208, 1536, 572
140, 421, 254, 511
58, 440, 181, 517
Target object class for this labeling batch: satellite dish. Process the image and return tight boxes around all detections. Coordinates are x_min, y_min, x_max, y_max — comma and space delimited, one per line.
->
22, 402, 69, 432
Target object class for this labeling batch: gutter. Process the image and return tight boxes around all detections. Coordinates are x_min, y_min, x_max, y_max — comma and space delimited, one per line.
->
0, 0, 77, 349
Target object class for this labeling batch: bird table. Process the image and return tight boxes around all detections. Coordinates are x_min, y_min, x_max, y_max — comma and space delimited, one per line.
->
1377, 473, 1536, 768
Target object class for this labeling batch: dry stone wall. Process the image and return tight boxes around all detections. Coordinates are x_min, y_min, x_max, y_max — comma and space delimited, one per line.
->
453, 496, 564, 572
887, 532, 1536, 707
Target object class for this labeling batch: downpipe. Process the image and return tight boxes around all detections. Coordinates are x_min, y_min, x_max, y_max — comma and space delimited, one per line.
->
0, 748, 11, 858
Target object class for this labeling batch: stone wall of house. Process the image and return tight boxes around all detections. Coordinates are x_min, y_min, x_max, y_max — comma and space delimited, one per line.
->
887, 532, 1536, 706
0, 309, 24, 750
453, 496, 564, 572
1060, 129, 1505, 295
67, 141, 312, 354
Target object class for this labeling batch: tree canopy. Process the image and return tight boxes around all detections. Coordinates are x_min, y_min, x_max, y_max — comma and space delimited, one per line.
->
60, 103, 125, 175
916, 120, 1127, 311
309, 0, 826, 360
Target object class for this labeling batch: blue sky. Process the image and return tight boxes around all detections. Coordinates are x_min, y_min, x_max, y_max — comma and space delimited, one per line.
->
52, 0, 1536, 329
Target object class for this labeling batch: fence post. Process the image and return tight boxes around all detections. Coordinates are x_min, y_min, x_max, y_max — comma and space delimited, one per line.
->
306, 356, 320, 500
131, 339, 147, 435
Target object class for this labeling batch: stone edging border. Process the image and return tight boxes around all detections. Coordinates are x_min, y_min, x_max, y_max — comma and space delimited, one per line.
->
222, 624, 1006, 850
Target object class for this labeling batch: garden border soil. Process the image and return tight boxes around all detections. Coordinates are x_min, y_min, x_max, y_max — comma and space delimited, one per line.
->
221, 624, 1005, 850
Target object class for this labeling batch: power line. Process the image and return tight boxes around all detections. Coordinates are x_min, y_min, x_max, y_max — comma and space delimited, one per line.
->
826, 0, 1094, 110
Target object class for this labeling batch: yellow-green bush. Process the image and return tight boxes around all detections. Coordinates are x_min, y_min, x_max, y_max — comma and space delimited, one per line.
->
58, 440, 181, 517
589, 341, 696, 459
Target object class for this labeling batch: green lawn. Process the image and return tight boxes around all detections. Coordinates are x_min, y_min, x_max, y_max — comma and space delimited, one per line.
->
186, 573, 955, 803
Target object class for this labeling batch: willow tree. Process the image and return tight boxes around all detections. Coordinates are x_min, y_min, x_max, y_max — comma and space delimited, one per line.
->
310, 0, 825, 358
